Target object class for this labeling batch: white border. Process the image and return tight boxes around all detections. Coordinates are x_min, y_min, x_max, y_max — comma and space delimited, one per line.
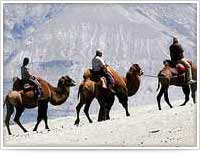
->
1, 0, 199, 3
1, 0, 4, 150
196, 0, 200, 150
1, 0, 199, 150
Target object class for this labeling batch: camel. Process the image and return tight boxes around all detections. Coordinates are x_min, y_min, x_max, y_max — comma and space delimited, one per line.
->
156, 60, 197, 110
74, 64, 143, 125
4, 75, 76, 135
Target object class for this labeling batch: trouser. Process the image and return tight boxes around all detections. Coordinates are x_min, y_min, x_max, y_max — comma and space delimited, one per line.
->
178, 58, 192, 81
104, 72, 114, 86
24, 77, 41, 97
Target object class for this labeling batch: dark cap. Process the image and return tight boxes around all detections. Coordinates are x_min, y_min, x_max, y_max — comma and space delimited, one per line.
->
23, 57, 29, 66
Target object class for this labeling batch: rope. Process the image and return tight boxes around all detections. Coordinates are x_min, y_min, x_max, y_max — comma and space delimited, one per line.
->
143, 74, 158, 78
143, 73, 185, 79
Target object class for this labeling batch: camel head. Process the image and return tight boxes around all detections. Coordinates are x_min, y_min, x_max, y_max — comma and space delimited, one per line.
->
57, 75, 76, 88
128, 64, 143, 76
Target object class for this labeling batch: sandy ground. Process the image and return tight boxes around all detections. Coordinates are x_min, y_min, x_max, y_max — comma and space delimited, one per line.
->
3, 100, 197, 148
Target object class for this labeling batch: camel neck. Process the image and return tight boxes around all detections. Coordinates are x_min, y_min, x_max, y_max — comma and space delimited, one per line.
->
125, 73, 140, 97
48, 83, 70, 106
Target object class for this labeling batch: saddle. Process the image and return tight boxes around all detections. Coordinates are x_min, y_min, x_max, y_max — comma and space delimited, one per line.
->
88, 69, 117, 89
15, 78, 39, 98
23, 82, 35, 92
163, 59, 192, 76
163, 59, 193, 84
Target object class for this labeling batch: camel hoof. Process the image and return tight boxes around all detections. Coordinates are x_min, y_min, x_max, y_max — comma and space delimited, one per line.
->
74, 124, 79, 127
180, 103, 186, 106
33, 129, 37, 132
24, 130, 28, 133
89, 120, 93, 123
74, 120, 80, 126
126, 113, 130, 117
45, 127, 50, 130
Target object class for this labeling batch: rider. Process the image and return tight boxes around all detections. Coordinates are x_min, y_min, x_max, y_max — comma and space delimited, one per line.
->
21, 57, 42, 98
169, 37, 195, 84
92, 49, 115, 92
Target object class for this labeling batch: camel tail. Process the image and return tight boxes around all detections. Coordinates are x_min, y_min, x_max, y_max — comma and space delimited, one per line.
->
156, 72, 162, 92
3, 95, 9, 108
77, 84, 83, 100
156, 79, 161, 92
77, 88, 80, 100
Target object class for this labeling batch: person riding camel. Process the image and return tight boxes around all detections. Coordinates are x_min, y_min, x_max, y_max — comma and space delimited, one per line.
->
169, 37, 195, 84
92, 49, 115, 92
21, 57, 42, 98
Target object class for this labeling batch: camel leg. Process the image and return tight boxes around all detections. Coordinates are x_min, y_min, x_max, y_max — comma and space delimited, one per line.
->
33, 102, 48, 131
98, 106, 106, 122
106, 95, 115, 120
101, 105, 109, 121
180, 85, 190, 106
33, 117, 42, 131
122, 100, 130, 117
97, 95, 105, 122
117, 93, 130, 117
84, 99, 93, 123
98, 106, 108, 121
105, 106, 111, 120
74, 102, 84, 125
157, 87, 164, 110
97, 95, 111, 121
5, 103, 14, 135
42, 102, 49, 130
164, 89, 173, 109
191, 83, 197, 104
14, 107, 27, 133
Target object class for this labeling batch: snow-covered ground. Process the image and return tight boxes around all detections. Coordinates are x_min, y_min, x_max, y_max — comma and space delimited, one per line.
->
3, 100, 197, 147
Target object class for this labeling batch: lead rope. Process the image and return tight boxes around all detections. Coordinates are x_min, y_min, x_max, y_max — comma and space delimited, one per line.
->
143, 73, 185, 79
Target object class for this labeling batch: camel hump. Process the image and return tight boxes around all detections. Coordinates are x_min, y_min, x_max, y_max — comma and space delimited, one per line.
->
106, 66, 127, 89
83, 69, 92, 80
8, 91, 23, 106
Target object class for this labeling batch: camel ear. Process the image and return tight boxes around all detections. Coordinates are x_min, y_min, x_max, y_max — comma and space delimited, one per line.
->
135, 64, 140, 71
58, 78, 64, 87
65, 75, 71, 81
129, 67, 132, 72
135, 64, 139, 68
130, 66, 136, 72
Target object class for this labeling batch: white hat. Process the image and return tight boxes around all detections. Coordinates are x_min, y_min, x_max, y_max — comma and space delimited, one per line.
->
96, 48, 103, 54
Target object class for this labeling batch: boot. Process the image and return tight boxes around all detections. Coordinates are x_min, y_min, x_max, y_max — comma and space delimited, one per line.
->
36, 88, 42, 98
186, 71, 196, 84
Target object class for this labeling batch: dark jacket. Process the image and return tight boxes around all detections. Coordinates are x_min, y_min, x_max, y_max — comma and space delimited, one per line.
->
169, 42, 184, 62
